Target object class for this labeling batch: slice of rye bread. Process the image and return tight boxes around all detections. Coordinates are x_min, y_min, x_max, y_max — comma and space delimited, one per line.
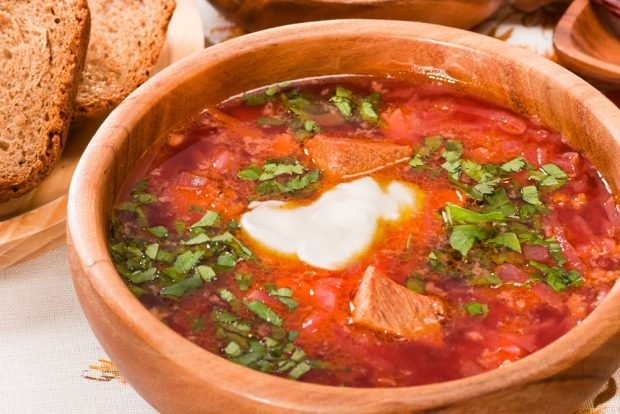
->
0, 0, 90, 202
74, 0, 176, 121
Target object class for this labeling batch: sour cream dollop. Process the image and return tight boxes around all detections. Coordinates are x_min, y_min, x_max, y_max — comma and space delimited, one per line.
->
240, 177, 418, 270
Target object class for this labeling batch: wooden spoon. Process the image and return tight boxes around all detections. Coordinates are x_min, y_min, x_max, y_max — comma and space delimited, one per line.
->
207, 0, 504, 32
554, 0, 620, 84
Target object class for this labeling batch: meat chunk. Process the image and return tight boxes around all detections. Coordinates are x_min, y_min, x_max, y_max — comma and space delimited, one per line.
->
352, 266, 445, 343
305, 135, 412, 177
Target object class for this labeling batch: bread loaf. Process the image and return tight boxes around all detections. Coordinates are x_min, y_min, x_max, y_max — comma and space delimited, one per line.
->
74, 0, 176, 121
0, 0, 90, 202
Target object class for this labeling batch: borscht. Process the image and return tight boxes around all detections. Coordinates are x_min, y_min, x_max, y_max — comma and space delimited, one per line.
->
107, 76, 620, 387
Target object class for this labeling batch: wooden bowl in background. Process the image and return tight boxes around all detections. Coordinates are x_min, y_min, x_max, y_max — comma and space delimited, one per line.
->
67, 20, 620, 414
206, 0, 504, 32
554, 0, 620, 84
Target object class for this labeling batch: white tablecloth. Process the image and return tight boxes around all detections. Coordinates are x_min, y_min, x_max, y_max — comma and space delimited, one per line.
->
0, 245, 154, 413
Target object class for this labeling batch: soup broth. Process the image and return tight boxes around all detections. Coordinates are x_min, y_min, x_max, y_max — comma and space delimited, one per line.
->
108, 76, 620, 387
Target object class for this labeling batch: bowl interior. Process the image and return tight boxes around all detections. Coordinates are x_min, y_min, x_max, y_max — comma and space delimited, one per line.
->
68, 20, 620, 413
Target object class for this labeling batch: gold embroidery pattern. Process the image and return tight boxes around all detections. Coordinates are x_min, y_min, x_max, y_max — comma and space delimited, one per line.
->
82, 359, 126, 384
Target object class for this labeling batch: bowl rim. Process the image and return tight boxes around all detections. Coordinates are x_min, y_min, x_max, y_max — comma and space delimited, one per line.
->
68, 19, 620, 411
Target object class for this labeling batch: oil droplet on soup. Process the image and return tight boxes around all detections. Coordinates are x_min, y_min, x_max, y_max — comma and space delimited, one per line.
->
108, 76, 620, 387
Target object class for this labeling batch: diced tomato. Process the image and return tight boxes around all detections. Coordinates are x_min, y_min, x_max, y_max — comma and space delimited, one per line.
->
554, 152, 581, 177
171, 183, 246, 218
245, 288, 281, 309
467, 147, 492, 164
271, 133, 298, 157
496, 115, 528, 136
497, 263, 530, 283
211, 147, 239, 174
553, 226, 586, 272
313, 278, 342, 313
428, 187, 463, 209
523, 245, 550, 262
382, 108, 418, 144
532, 284, 564, 310
300, 310, 330, 335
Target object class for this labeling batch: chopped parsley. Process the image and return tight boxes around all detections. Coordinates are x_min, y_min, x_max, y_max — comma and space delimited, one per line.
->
449, 224, 488, 256
189, 316, 206, 333
212, 307, 319, 380
264, 284, 298, 311
191, 210, 219, 228
409, 155, 425, 168
288, 362, 312, 379
330, 91, 353, 117
244, 299, 283, 326
529, 261, 584, 292
405, 273, 426, 294
329, 86, 382, 123
411, 137, 581, 292
145, 243, 159, 260
108, 200, 253, 301
500, 156, 527, 172
197, 265, 216, 282
522, 185, 542, 206
160, 274, 202, 298
235, 273, 253, 291
113, 180, 158, 227
238, 160, 320, 196
445, 203, 504, 224
488, 232, 522, 253
242, 82, 383, 141
147, 226, 168, 239
463, 302, 489, 318
219, 289, 236, 303
529, 163, 569, 190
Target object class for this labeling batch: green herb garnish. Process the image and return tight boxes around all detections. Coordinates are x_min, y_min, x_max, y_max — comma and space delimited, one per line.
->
522, 185, 542, 206
189, 316, 206, 333
449, 224, 488, 256
488, 232, 522, 253
160, 275, 202, 298
445, 203, 504, 224
235, 273, 253, 291
191, 210, 219, 228
197, 265, 216, 282
405, 274, 425, 294
463, 302, 489, 318
264, 284, 298, 311
500, 156, 527, 173
529, 261, 583, 292
239, 160, 320, 196
244, 299, 283, 326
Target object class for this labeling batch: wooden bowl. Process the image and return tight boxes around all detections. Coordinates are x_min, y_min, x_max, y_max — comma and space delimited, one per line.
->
554, 0, 620, 84
592, 0, 620, 37
67, 20, 620, 413
206, 0, 504, 32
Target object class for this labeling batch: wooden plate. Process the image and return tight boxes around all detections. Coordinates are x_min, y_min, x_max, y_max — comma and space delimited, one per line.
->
553, 0, 620, 84
0, 0, 204, 269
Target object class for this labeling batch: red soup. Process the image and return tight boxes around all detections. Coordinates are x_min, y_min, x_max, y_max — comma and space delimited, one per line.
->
108, 76, 620, 387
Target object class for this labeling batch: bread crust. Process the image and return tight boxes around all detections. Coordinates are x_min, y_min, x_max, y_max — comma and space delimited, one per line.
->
74, 0, 176, 121
0, 0, 91, 202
